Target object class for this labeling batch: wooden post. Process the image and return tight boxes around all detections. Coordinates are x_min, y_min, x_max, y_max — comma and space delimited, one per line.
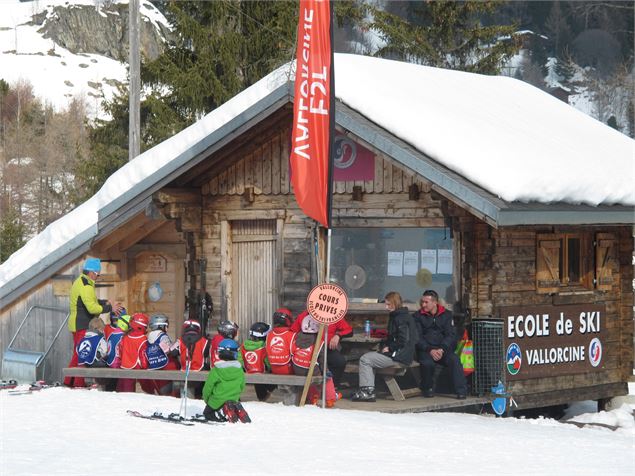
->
299, 324, 325, 407
128, 0, 140, 161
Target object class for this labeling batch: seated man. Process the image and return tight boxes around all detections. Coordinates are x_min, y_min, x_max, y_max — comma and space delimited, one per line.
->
413, 290, 467, 400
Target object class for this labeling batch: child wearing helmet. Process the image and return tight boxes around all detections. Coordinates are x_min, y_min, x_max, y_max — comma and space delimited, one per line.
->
116, 313, 150, 392
141, 314, 180, 396
291, 314, 342, 408
239, 322, 275, 401
265, 308, 296, 375
104, 309, 128, 368
291, 309, 353, 389
209, 320, 239, 368
202, 339, 248, 423
169, 320, 210, 399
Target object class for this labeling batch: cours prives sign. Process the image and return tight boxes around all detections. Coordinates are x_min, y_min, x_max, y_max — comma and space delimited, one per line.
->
501, 304, 606, 380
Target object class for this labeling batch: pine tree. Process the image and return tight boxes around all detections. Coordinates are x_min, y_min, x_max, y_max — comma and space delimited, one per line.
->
78, 1, 365, 198
370, 0, 519, 75
0, 207, 25, 263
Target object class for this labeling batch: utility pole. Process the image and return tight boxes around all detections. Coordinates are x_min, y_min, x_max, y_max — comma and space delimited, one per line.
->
128, 0, 140, 161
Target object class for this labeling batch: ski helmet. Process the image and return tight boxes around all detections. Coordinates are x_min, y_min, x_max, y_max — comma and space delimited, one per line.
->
218, 338, 238, 360
301, 314, 319, 334
249, 322, 270, 340
182, 320, 202, 347
130, 313, 149, 332
110, 307, 127, 326
218, 320, 239, 339
149, 313, 169, 331
117, 313, 131, 332
272, 308, 293, 328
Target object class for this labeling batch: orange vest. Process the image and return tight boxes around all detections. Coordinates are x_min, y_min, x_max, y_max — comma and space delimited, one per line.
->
291, 334, 324, 369
266, 328, 295, 375
120, 333, 148, 369
179, 337, 209, 371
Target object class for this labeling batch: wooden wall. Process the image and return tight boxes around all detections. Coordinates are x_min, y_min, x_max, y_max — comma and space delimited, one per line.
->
460, 220, 634, 408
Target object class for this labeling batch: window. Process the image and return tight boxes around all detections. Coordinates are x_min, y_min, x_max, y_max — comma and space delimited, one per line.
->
536, 232, 615, 294
330, 227, 454, 305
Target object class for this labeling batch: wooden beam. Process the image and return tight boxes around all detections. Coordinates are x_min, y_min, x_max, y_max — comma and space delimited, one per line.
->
118, 219, 167, 251
153, 188, 201, 205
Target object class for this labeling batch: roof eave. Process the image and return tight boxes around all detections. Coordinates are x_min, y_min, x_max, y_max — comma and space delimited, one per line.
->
0, 225, 97, 306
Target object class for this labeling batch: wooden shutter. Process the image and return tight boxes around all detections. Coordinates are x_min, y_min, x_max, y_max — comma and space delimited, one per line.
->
536, 235, 561, 294
595, 232, 617, 292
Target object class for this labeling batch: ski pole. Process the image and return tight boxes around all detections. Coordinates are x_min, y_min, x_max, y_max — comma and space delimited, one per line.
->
179, 357, 191, 419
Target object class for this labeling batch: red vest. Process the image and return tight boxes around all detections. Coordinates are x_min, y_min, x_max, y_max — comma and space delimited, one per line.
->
179, 337, 209, 371
103, 324, 121, 341
209, 334, 224, 368
241, 346, 267, 373
266, 328, 295, 375
120, 333, 148, 369
291, 334, 324, 369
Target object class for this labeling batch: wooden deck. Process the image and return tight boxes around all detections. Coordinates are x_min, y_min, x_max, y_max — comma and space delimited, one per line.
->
240, 385, 490, 414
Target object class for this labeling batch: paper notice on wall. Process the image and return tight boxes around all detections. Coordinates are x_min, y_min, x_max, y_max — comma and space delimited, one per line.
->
403, 251, 418, 276
421, 249, 437, 274
387, 251, 404, 277
437, 249, 453, 274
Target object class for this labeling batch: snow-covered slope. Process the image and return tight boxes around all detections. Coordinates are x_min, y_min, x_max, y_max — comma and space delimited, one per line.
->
0, 0, 169, 119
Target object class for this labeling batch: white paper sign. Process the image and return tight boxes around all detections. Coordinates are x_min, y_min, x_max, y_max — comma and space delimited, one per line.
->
403, 251, 418, 276
421, 249, 437, 274
437, 249, 453, 274
387, 251, 403, 277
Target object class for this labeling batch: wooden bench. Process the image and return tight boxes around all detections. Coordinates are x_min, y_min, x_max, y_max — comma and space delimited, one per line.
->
62, 368, 322, 406
345, 362, 421, 401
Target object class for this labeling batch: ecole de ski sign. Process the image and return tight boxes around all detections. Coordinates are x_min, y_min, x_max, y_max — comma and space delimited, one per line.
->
502, 304, 606, 380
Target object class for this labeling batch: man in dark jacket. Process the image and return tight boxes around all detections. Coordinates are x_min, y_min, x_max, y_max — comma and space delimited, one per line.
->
413, 290, 467, 399
351, 291, 417, 402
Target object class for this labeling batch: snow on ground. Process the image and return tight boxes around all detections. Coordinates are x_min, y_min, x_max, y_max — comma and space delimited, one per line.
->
1, 385, 634, 475
0, 0, 168, 119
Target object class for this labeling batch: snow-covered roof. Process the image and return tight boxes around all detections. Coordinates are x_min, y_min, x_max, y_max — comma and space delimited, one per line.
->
1, 53, 634, 303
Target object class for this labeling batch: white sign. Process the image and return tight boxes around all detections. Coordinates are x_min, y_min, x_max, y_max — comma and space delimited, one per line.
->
421, 249, 437, 274
437, 249, 453, 274
403, 251, 418, 276
387, 252, 403, 277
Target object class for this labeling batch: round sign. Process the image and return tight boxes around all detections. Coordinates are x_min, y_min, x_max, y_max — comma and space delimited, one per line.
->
306, 283, 348, 325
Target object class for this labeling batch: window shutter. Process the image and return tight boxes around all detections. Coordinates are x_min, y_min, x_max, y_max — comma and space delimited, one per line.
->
595, 233, 617, 292
536, 236, 561, 294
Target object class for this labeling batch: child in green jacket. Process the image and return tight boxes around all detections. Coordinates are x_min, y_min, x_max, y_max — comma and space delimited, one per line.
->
202, 339, 248, 422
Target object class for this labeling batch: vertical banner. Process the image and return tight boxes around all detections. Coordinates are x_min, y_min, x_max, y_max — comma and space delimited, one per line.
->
290, 0, 334, 228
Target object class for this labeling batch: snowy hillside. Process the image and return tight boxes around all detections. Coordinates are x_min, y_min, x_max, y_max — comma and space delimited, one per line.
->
0, 0, 169, 119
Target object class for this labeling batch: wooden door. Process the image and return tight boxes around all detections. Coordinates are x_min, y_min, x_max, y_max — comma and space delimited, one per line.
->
128, 250, 185, 343
229, 219, 279, 340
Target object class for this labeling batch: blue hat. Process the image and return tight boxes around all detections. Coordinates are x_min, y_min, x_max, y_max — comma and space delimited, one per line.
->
83, 257, 101, 273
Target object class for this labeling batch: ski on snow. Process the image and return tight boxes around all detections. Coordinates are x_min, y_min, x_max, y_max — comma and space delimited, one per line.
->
6, 381, 61, 396
126, 411, 229, 426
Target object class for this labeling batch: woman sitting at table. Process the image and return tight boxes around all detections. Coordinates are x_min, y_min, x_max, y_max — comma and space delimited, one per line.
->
351, 291, 417, 402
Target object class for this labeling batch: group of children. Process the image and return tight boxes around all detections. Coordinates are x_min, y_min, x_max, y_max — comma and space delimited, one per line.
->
76, 306, 340, 420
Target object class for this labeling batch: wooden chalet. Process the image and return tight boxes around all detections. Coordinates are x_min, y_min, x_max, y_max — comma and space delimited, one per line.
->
1, 55, 633, 411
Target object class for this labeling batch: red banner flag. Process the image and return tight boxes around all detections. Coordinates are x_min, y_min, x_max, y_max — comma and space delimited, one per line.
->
290, 0, 334, 228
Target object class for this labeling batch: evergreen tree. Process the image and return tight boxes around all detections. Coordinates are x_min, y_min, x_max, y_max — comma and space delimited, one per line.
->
370, 0, 519, 74
78, 1, 365, 198
0, 207, 25, 263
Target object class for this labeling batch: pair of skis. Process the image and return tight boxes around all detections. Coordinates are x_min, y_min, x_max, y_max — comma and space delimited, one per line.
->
127, 401, 251, 426
5, 381, 60, 396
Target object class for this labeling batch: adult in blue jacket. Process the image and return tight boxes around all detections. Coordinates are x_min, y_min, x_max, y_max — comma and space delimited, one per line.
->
413, 289, 466, 399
